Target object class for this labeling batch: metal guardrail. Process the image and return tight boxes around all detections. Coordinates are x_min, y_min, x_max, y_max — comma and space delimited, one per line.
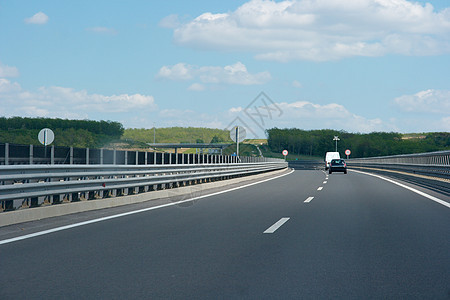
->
347, 150, 450, 179
0, 161, 287, 211
288, 160, 323, 170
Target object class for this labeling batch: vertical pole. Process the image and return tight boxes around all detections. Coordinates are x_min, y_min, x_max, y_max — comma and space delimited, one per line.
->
100, 149, 104, 165
145, 151, 148, 165
30, 144, 34, 165
136, 151, 139, 165
5, 143, 9, 165
125, 151, 128, 165
51, 145, 55, 165
113, 150, 117, 165
236, 126, 239, 157
70, 147, 73, 164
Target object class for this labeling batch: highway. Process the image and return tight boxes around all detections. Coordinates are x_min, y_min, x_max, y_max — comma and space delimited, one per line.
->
1, 169, 449, 299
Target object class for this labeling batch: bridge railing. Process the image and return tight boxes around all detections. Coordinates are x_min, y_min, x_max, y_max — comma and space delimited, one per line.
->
347, 150, 450, 179
0, 142, 281, 166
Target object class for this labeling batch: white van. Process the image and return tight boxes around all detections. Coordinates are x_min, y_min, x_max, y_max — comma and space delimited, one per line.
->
325, 152, 340, 170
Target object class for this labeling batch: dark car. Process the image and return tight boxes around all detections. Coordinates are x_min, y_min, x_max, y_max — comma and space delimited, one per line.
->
329, 159, 347, 174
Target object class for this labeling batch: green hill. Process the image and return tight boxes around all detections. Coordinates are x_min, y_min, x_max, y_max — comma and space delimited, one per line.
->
122, 127, 233, 145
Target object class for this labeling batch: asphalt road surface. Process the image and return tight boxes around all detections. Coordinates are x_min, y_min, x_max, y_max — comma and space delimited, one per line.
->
1, 169, 449, 299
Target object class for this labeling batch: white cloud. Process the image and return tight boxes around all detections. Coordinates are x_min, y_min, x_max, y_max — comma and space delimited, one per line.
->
109, 95, 449, 133
441, 116, 450, 130
188, 83, 206, 91
86, 27, 117, 35
172, 0, 450, 61
394, 89, 450, 114
238, 100, 392, 134
157, 63, 193, 81
292, 80, 302, 88
159, 14, 181, 28
0, 80, 157, 119
157, 62, 271, 86
0, 62, 19, 77
157, 109, 223, 128
24, 12, 49, 25
0, 78, 21, 93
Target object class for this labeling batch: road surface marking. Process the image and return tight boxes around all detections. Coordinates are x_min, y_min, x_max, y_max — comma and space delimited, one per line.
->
323, 181, 327, 184
317, 187, 323, 191
0, 169, 295, 246
351, 169, 450, 209
304, 197, 314, 203
264, 217, 290, 234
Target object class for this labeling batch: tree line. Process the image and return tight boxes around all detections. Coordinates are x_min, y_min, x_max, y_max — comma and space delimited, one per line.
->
0, 117, 124, 137
0, 117, 124, 148
266, 128, 450, 158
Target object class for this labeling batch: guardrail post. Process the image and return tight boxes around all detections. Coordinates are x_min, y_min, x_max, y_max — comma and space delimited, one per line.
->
70, 147, 73, 164
113, 150, 117, 165
100, 149, 104, 165
29, 144, 33, 164
136, 151, 139, 165
125, 151, 128, 165
51, 146, 55, 165
5, 143, 9, 165
145, 151, 148, 165
86, 148, 89, 165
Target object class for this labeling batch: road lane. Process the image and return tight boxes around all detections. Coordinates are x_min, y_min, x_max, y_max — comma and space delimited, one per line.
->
0, 169, 449, 299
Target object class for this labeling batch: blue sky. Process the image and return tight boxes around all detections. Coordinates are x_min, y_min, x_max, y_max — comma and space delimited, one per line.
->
0, 0, 449, 138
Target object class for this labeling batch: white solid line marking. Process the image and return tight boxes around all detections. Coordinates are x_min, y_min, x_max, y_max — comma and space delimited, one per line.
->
0, 169, 295, 246
317, 187, 323, 191
304, 197, 314, 203
264, 217, 290, 234
351, 169, 450, 209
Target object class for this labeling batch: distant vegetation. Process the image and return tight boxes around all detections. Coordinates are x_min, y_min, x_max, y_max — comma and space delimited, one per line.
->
1, 117, 448, 158
267, 128, 450, 159
0, 117, 123, 148
123, 127, 232, 144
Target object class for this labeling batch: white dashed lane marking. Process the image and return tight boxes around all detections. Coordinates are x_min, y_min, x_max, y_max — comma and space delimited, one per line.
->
263, 218, 290, 234
304, 197, 314, 203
